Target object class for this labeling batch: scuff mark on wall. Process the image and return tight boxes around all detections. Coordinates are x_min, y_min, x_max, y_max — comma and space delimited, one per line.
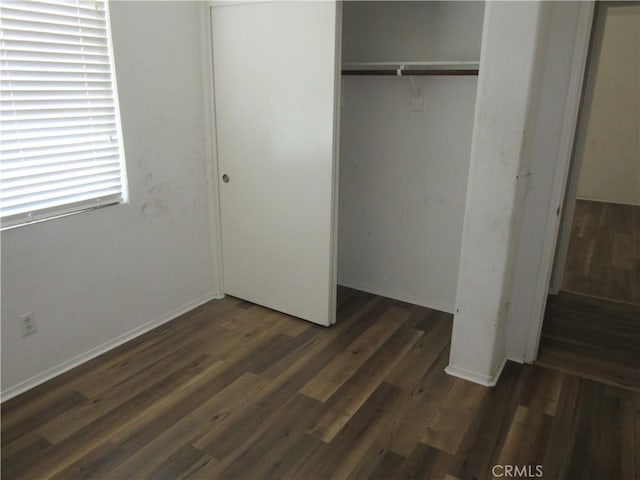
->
140, 182, 171, 220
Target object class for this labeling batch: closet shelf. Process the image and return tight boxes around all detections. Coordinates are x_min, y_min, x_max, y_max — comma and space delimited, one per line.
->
342, 61, 479, 76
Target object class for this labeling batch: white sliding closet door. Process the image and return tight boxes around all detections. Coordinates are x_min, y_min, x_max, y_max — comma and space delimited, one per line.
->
211, 1, 341, 326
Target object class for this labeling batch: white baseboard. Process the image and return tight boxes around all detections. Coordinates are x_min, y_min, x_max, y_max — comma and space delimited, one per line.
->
1, 292, 220, 403
338, 278, 453, 314
505, 348, 527, 365
445, 357, 508, 387
575, 196, 640, 207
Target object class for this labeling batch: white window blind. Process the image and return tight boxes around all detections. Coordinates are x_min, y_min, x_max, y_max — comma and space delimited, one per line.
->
0, 0, 127, 229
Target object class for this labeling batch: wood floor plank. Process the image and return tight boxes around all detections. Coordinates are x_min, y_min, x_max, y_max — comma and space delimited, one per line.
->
539, 292, 640, 391
1, 389, 87, 447
9, 354, 220, 480
493, 405, 552, 473
50, 359, 228, 480
38, 341, 223, 444
539, 374, 581, 479
308, 318, 422, 442
273, 311, 312, 337
0, 297, 245, 420
519, 366, 563, 416
2, 287, 636, 480
565, 381, 621, 480
446, 362, 528, 480
141, 444, 212, 480
191, 327, 344, 457
55, 319, 315, 480
395, 443, 452, 480
70, 323, 227, 399
383, 344, 455, 457
245, 329, 320, 377
299, 305, 409, 402
289, 382, 405, 480
635, 393, 640, 478
345, 445, 406, 480
421, 377, 488, 455
253, 325, 335, 381
221, 304, 284, 335
562, 199, 640, 303
70, 298, 248, 398
385, 312, 452, 389
212, 394, 325, 480
612, 234, 634, 268
0, 433, 54, 480
105, 372, 267, 479
537, 337, 640, 392
243, 432, 324, 480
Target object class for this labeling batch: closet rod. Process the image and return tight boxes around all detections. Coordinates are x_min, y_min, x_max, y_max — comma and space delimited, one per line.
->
342, 69, 479, 76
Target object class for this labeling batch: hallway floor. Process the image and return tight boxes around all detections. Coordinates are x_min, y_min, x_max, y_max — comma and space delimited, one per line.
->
562, 199, 640, 303
538, 291, 640, 392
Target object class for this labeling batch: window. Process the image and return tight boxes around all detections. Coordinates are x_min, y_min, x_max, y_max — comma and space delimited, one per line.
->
0, 0, 127, 229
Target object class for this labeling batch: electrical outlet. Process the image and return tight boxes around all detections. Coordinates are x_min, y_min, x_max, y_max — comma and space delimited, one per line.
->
20, 312, 37, 337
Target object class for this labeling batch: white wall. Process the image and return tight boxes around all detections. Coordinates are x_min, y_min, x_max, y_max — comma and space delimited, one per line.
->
338, 1, 483, 313
1, 2, 218, 398
576, 5, 640, 206
338, 77, 477, 312
342, 1, 484, 63
447, 1, 545, 386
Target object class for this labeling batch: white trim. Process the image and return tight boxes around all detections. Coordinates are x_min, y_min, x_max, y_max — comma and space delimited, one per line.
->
575, 195, 640, 207
445, 357, 507, 387
202, 3, 225, 298
549, 2, 605, 295
1, 293, 219, 403
338, 278, 453, 314
523, 1, 595, 362
328, 1, 342, 325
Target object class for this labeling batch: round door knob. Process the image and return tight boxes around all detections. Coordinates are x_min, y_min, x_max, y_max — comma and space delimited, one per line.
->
222, 174, 230, 183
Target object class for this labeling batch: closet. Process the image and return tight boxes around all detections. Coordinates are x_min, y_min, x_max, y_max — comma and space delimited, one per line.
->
210, 1, 485, 325
338, 1, 484, 313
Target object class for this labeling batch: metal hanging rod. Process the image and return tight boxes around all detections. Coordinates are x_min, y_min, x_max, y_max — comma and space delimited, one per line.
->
341, 61, 479, 77
342, 68, 479, 76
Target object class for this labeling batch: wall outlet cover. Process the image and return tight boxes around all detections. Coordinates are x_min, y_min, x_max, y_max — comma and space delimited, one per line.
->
20, 312, 37, 337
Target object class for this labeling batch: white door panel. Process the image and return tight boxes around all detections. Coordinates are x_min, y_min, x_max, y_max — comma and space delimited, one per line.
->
211, 2, 340, 326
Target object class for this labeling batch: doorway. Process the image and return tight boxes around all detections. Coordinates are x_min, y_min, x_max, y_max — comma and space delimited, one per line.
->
537, 1, 640, 391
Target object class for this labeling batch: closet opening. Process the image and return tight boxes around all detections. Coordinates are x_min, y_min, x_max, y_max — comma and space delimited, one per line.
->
336, 1, 485, 315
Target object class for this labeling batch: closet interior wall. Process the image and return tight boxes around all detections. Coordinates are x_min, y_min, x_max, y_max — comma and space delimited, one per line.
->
338, 1, 485, 313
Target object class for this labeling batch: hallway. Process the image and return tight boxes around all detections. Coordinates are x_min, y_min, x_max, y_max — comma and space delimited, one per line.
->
538, 292, 640, 392
561, 199, 639, 304
539, 199, 640, 392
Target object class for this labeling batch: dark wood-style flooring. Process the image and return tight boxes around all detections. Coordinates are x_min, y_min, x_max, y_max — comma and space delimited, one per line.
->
562, 199, 640, 303
538, 291, 640, 392
2, 288, 639, 480
538, 199, 640, 393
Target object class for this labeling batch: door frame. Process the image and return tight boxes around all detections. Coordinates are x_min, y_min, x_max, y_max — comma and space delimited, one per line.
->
550, 1, 638, 295
549, 1, 606, 295
201, 1, 225, 298
523, 1, 596, 362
